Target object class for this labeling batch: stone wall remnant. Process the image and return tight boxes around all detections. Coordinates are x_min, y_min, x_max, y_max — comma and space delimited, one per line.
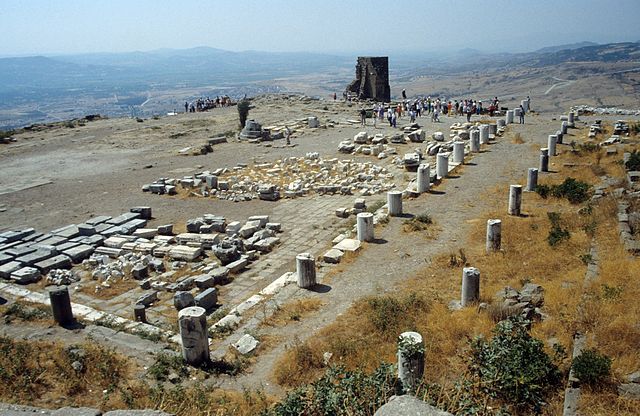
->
346, 57, 391, 102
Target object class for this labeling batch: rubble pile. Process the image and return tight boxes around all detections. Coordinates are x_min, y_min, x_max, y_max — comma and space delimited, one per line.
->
492, 283, 547, 321
571, 105, 640, 116
46, 269, 81, 286
143, 154, 396, 200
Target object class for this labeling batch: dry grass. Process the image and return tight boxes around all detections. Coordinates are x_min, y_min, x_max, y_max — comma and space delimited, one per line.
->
263, 298, 324, 327
78, 277, 139, 299
512, 132, 525, 144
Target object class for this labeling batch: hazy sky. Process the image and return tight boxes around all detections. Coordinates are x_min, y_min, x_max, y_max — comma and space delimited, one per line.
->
3, 0, 640, 56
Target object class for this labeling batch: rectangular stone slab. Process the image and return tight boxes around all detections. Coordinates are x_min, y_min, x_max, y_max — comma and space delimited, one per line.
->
0, 261, 23, 279
16, 250, 55, 266
85, 215, 112, 225
10, 267, 41, 284
34, 254, 72, 273
106, 212, 141, 226
63, 244, 95, 263
195, 287, 218, 310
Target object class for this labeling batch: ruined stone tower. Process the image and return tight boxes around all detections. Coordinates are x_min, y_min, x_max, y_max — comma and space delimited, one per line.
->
346, 57, 390, 102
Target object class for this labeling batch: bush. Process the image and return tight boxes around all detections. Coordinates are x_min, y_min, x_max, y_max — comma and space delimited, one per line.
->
625, 149, 640, 171
237, 100, 251, 128
536, 178, 591, 204
365, 292, 428, 337
0, 129, 15, 139
547, 212, 571, 246
571, 349, 611, 386
535, 184, 551, 199
469, 316, 561, 412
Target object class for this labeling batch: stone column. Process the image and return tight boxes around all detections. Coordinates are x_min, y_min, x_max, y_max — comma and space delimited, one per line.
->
397, 331, 424, 393
417, 163, 430, 193
506, 110, 514, 124
556, 129, 563, 144
178, 306, 210, 366
548, 134, 557, 156
470, 131, 480, 153
49, 286, 74, 326
508, 185, 522, 216
540, 148, 549, 172
486, 219, 502, 252
296, 253, 316, 288
461, 267, 480, 306
568, 112, 575, 128
436, 153, 449, 179
453, 141, 465, 164
521, 99, 529, 112
134, 304, 146, 323
488, 123, 497, 136
526, 168, 538, 192
356, 212, 374, 242
497, 119, 506, 128
514, 108, 522, 118
479, 124, 489, 144
561, 121, 568, 134
387, 191, 403, 216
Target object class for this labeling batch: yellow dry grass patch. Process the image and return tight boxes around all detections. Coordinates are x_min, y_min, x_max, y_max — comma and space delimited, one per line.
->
263, 298, 324, 327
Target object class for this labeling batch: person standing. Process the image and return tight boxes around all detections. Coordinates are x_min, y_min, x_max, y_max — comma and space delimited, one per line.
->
285, 126, 291, 145
402, 89, 407, 99
519, 105, 525, 124
360, 107, 367, 126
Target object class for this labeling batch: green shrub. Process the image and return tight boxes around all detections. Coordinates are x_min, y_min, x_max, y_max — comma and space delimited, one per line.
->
469, 316, 561, 412
148, 353, 188, 382
535, 184, 551, 199
547, 212, 571, 246
366, 292, 427, 337
0, 129, 16, 139
571, 349, 611, 386
625, 150, 640, 171
536, 178, 591, 204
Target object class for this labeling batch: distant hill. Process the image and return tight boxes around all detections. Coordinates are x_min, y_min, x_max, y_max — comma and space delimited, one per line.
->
535, 41, 599, 54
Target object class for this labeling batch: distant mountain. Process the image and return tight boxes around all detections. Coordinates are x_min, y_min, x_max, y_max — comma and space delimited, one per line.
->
535, 41, 599, 54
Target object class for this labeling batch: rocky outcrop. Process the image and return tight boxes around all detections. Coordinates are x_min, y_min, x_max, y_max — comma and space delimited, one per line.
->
346, 57, 391, 102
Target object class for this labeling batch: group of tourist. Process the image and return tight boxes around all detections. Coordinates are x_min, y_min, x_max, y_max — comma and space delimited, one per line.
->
363, 95, 503, 127
184, 96, 233, 113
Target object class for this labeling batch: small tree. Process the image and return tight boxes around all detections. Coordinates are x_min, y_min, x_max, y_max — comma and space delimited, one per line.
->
237, 100, 250, 128
571, 349, 612, 386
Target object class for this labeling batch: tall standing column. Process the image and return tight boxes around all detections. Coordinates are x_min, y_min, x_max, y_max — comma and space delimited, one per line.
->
296, 253, 316, 288
486, 219, 502, 253
178, 306, 210, 366
479, 124, 489, 144
548, 134, 558, 156
397, 331, 425, 393
526, 168, 538, 192
521, 99, 529, 112
436, 153, 449, 179
417, 163, 430, 193
49, 286, 74, 326
387, 191, 403, 216
470, 130, 480, 152
506, 110, 514, 124
453, 141, 465, 164
508, 185, 522, 216
461, 267, 480, 306
568, 112, 575, 128
356, 212, 374, 242
561, 121, 568, 134
540, 148, 549, 172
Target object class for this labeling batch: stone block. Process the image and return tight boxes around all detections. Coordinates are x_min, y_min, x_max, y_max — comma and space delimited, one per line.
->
4, 245, 37, 258
16, 249, 55, 266
194, 274, 216, 289
94, 247, 123, 258
77, 223, 96, 236
136, 291, 158, 307
130, 206, 152, 220
120, 219, 147, 235
209, 266, 230, 283
63, 244, 95, 263
168, 245, 202, 261
37, 235, 68, 246
132, 264, 149, 280
56, 241, 80, 252
10, 267, 41, 284
225, 221, 242, 236
34, 254, 72, 273
133, 228, 158, 239
323, 248, 344, 264
253, 237, 280, 253
247, 215, 269, 228
0, 261, 23, 279
335, 208, 349, 218
265, 223, 281, 232
174, 291, 195, 310
233, 334, 260, 355
51, 224, 80, 239
82, 234, 105, 246
239, 222, 259, 238
85, 215, 112, 225
194, 288, 218, 310
227, 257, 248, 273
333, 238, 361, 252
157, 224, 174, 235
104, 236, 128, 248
0, 253, 13, 266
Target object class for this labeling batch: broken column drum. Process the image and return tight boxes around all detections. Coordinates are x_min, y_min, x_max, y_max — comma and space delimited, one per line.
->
417, 163, 430, 193
521, 99, 529, 112
479, 124, 489, 144
506, 110, 515, 124
488, 123, 497, 136
453, 141, 465, 164
561, 121, 568, 134
508, 185, 522, 216
178, 306, 210, 366
296, 253, 316, 288
514, 108, 522, 118
397, 331, 425, 393
387, 191, 403, 216
470, 130, 480, 152
436, 153, 449, 179
548, 134, 557, 156
134, 304, 146, 323
526, 168, 538, 192
540, 148, 549, 172
486, 219, 502, 253
356, 212, 375, 242
556, 130, 563, 144
497, 119, 506, 128
568, 112, 575, 128
49, 286, 74, 326
461, 267, 481, 306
